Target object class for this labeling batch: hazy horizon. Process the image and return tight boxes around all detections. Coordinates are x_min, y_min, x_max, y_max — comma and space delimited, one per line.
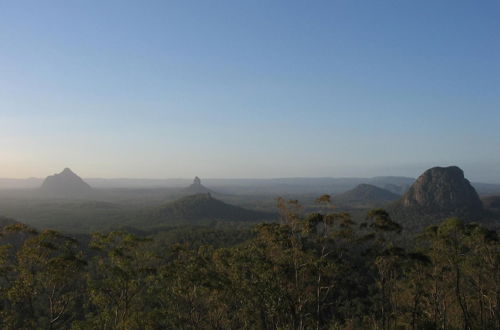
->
2, 1, 499, 181
2, 162, 500, 184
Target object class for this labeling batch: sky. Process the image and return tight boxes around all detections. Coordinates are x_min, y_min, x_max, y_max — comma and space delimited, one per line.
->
1, 0, 499, 181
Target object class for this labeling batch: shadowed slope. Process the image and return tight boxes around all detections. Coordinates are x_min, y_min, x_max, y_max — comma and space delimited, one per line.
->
139, 193, 275, 228
333, 184, 400, 207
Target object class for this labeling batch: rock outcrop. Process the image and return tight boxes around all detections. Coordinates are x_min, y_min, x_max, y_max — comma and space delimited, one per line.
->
401, 166, 483, 215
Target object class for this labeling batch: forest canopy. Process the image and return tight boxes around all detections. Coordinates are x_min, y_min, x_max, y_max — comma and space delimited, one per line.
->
0, 197, 498, 329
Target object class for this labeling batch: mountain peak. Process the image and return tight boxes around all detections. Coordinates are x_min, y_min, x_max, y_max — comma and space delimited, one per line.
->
40, 168, 93, 198
185, 176, 211, 195
193, 176, 202, 186
401, 166, 483, 215
61, 167, 74, 175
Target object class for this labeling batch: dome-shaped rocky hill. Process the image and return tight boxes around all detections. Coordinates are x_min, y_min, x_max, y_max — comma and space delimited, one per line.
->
390, 166, 485, 232
401, 166, 483, 214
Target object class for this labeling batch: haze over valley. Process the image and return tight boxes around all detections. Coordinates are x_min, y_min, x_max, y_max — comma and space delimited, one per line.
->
0, 166, 499, 235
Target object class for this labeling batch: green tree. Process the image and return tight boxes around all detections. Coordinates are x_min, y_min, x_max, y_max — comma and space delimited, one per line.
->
4, 228, 85, 329
82, 231, 155, 329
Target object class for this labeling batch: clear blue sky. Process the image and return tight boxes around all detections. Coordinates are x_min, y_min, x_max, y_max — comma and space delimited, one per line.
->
1, 0, 499, 181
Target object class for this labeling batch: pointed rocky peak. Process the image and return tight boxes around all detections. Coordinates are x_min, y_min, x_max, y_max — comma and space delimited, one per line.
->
58, 167, 81, 178
61, 167, 74, 174
185, 176, 211, 195
40, 168, 93, 198
193, 176, 202, 186
401, 166, 483, 214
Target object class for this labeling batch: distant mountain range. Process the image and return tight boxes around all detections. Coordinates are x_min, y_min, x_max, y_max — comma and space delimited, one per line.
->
1, 166, 499, 234
2, 174, 499, 196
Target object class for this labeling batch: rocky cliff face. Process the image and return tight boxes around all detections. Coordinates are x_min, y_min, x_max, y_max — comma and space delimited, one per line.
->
40, 168, 93, 198
401, 166, 483, 214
